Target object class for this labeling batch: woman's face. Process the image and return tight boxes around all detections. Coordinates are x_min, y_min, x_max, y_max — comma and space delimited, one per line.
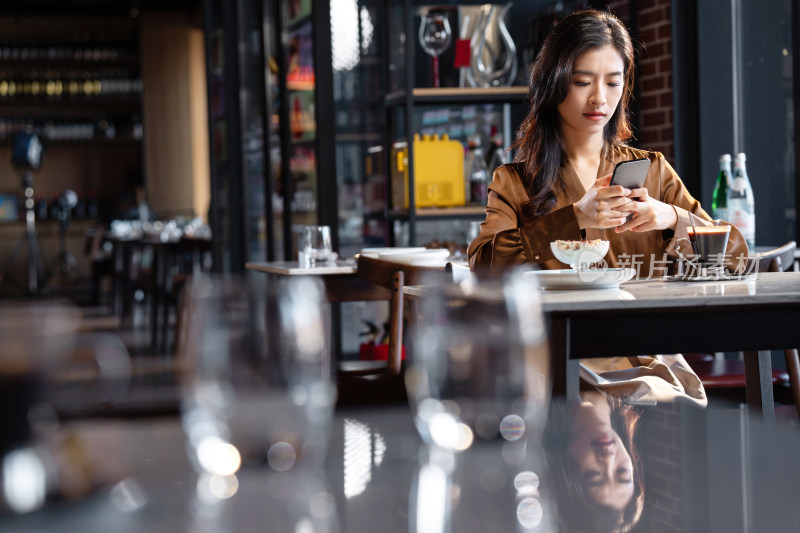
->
567, 401, 635, 509
557, 45, 625, 138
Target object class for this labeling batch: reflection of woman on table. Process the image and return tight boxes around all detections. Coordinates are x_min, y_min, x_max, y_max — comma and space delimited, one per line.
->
467, 9, 749, 407
544, 392, 644, 533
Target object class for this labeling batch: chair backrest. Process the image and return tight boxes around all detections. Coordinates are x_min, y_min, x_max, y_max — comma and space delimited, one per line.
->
356, 254, 449, 288
355, 254, 448, 374
750, 241, 797, 273
446, 261, 475, 284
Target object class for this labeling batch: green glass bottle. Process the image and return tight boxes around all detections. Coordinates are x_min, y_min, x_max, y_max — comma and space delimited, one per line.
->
711, 153, 731, 221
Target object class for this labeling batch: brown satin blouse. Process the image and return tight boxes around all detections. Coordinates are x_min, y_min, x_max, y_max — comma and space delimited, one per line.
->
468, 144, 749, 277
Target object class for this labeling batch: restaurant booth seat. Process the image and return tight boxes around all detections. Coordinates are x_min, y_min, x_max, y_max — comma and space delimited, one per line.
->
685, 241, 800, 416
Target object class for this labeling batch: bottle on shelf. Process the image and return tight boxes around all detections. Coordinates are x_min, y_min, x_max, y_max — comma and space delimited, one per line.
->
485, 133, 507, 174
711, 153, 731, 221
465, 134, 488, 206
727, 152, 755, 248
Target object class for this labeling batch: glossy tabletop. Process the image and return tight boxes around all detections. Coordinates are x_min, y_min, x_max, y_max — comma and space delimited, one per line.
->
3, 404, 800, 533
405, 271, 800, 310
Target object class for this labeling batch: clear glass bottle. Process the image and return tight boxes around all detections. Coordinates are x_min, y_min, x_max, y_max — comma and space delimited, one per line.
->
711, 153, 731, 221
465, 135, 488, 206
485, 134, 507, 173
727, 152, 755, 248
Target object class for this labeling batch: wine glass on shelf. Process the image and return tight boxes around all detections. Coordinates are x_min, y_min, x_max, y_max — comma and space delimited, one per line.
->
419, 12, 452, 88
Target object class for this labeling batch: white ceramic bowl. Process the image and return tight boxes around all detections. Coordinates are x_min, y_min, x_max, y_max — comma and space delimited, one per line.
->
550, 240, 610, 269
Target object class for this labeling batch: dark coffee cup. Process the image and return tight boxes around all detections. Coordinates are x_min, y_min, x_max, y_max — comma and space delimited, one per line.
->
675, 226, 732, 278
686, 226, 731, 267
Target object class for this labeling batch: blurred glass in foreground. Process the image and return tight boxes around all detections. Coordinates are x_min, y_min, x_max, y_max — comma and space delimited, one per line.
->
179, 274, 339, 530
407, 270, 550, 451
0, 302, 80, 514
181, 274, 337, 473
406, 270, 553, 532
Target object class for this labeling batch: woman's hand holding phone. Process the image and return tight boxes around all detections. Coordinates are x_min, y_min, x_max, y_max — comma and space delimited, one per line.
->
573, 174, 634, 230
614, 188, 678, 233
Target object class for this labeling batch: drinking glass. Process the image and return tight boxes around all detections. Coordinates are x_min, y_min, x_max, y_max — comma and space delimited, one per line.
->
675, 225, 731, 277
302, 225, 333, 267
419, 12, 452, 88
0, 302, 131, 514
180, 274, 336, 478
406, 271, 550, 452
406, 272, 552, 532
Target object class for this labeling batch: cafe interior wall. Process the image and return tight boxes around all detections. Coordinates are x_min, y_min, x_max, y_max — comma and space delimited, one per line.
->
140, 10, 211, 220
0, 3, 208, 297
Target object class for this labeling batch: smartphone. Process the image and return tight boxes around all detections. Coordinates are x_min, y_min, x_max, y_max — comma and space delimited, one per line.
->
610, 158, 650, 222
610, 158, 651, 189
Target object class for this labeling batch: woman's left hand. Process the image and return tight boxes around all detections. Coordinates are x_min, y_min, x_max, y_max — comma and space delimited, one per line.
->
614, 188, 678, 233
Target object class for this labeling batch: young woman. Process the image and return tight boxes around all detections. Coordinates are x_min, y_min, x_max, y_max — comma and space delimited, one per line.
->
467, 9, 748, 277
544, 393, 645, 533
467, 9, 744, 407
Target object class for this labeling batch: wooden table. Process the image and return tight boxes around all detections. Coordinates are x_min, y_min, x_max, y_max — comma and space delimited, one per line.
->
245, 260, 391, 303
406, 272, 800, 421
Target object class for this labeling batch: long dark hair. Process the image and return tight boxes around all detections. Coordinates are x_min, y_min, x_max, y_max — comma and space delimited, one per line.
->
511, 9, 635, 220
544, 397, 645, 533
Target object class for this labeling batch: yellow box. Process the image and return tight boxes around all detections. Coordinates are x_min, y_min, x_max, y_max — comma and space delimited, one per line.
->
391, 134, 465, 209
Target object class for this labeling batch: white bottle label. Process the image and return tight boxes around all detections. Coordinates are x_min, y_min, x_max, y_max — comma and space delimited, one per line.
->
731, 177, 747, 192
729, 201, 755, 246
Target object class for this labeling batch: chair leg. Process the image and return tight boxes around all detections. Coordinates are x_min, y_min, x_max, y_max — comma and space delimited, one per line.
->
783, 348, 800, 419
388, 270, 404, 375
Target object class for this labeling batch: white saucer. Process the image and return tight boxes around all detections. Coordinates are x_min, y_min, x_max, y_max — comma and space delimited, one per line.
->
523, 268, 636, 290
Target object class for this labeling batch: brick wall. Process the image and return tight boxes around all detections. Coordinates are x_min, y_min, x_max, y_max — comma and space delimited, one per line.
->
640, 403, 684, 532
607, 0, 675, 163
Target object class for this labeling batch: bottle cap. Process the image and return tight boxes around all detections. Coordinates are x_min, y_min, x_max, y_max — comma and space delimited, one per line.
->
735, 152, 746, 162
719, 153, 731, 163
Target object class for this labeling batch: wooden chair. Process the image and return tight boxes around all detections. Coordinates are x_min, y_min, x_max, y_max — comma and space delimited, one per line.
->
686, 241, 800, 415
445, 261, 475, 284
354, 254, 449, 375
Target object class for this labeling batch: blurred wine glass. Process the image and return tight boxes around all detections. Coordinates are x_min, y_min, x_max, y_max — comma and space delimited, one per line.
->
180, 274, 337, 477
406, 271, 552, 532
0, 301, 133, 513
407, 271, 550, 452
419, 12, 452, 88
